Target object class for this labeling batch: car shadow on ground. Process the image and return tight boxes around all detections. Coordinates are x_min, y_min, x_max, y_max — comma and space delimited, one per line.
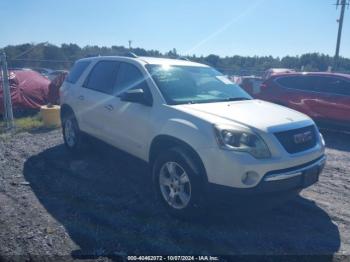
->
320, 128, 350, 152
23, 140, 340, 260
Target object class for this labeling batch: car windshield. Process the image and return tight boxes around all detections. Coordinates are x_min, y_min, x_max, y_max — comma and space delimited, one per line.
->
146, 64, 252, 105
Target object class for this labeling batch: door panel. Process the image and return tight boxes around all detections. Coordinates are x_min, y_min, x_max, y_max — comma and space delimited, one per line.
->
78, 60, 120, 141
78, 88, 115, 141
274, 76, 321, 119
102, 62, 154, 160
310, 76, 350, 124
103, 97, 153, 160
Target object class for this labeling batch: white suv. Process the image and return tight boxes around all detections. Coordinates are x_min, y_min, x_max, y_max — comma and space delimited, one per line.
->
60, 55, 326, 216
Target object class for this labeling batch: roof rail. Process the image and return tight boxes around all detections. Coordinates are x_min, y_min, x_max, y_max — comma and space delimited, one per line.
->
125, 52, 138, 58
178, 56, 190, 61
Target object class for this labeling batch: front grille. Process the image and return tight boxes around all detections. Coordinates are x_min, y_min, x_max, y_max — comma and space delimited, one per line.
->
274, 125, 318, 154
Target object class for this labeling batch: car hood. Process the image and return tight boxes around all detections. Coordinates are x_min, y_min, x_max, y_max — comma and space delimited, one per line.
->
174, 100, 314, 133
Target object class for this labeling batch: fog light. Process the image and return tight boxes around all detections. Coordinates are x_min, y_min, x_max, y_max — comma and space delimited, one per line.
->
242, 171, 259, 185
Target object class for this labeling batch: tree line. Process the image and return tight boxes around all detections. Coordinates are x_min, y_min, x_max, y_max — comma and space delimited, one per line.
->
3, 43, 350, 76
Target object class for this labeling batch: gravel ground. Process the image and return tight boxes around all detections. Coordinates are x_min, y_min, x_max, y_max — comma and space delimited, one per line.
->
0, 128, 349, 261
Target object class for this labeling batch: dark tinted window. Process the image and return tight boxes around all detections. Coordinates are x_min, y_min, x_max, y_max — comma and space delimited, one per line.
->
85, 61, 119, 94
66, 61, 90, 84
313, 76, 350, 96
114, 63, 148, 93
275, 76, 314, 91
276, 75, 350, 96
333, 78, 350, 96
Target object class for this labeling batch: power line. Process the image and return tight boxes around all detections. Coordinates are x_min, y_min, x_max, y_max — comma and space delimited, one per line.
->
9, 58, 73, 63
11, 42, 49, 60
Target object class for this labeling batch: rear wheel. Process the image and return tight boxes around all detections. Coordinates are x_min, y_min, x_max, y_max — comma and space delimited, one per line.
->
62, 111, 85, 153
153, 148, 204, 218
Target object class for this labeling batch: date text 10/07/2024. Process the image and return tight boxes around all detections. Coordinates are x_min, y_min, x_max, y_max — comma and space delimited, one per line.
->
127, 256, 219, 261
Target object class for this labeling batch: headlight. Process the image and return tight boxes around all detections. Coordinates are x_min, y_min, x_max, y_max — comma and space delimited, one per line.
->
214, 125, 271, 159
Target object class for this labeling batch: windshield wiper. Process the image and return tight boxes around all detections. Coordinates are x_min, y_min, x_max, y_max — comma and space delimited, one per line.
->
225, 97, 251, 102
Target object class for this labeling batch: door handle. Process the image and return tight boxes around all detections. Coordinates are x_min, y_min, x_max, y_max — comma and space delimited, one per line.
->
104, 105, 114, 111
78, 95, 85, 101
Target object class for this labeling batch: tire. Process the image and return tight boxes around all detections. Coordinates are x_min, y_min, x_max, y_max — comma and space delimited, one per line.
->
152, 147, 205, 218
62, 111, 85, 153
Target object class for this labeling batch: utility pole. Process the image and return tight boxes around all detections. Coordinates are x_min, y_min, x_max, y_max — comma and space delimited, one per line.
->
334, 0, 349, 69
0, 51, 14, 129
128, 40, 132, 50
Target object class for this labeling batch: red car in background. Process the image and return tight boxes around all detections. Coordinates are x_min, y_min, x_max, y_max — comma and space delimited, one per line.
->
249, 72, 350, 129
0, 70, 64, 115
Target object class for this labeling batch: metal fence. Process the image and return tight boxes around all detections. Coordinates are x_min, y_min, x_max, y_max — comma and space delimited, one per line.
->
0, 52, 14, 129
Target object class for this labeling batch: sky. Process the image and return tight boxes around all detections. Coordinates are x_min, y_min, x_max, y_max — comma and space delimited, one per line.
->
0, 0, 349, 58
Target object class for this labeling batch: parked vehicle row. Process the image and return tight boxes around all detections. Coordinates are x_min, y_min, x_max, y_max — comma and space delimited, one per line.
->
60, 56, 325, 217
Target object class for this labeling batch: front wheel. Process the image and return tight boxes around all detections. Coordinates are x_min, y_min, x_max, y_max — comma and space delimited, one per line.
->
159, 161, 192, 210
153, 148, 204, 218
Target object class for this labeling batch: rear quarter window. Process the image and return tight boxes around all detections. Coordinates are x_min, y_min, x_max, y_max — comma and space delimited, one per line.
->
317, 76, 350, 96
275, 76, 312, 91
66, 61, 91, 84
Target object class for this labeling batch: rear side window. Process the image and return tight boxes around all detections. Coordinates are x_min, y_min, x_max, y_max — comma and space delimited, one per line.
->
277, 75, 350, 96
114, 62, 148, 94
275, 76, 314, 91
85, 61, 119, 95
66, 61, 90, 84
275, 75, 350, 95
313, 76, 350, 96
332, 78, 350, 96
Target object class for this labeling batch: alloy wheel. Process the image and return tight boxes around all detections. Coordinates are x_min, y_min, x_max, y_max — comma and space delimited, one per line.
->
159, 161, 192, 209
64, 119, 76, 147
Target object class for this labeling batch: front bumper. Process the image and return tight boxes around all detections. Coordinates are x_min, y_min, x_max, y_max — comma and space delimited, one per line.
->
256, 155, 326, 193
207, 155, 326, 195
198, 138, 325, 189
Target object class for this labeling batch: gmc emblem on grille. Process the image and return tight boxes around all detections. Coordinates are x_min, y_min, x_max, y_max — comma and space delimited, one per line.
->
294, 131, 313, 144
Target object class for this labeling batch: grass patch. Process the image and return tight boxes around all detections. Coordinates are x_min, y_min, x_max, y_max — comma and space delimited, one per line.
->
0, 114, 54, 134
15, 114, 44, 131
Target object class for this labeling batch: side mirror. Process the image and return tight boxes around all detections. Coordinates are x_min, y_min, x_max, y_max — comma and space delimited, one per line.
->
120, 88, 152, 106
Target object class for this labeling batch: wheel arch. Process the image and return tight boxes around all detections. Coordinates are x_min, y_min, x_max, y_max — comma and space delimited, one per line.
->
60, 103, 75, 119
149, 135, 208, 182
